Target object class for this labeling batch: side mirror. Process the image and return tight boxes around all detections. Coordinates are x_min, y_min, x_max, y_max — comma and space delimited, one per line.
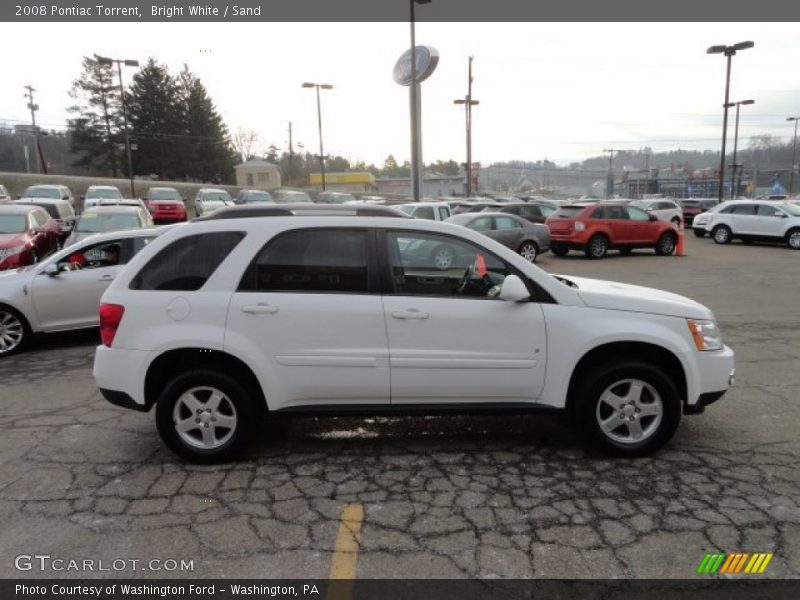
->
498, 274, 530, 302
44, 263, 60, 277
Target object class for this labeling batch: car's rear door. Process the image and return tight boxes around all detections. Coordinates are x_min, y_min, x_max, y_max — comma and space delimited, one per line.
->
380, 229, 547, 404
225, 227, 389, 410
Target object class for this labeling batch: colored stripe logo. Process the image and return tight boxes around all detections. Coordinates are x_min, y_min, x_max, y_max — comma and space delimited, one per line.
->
697, 552, 773, 574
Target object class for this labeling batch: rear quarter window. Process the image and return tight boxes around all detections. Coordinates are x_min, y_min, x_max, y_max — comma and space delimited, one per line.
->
553, 206, 584, 218
130, 231, 245, 291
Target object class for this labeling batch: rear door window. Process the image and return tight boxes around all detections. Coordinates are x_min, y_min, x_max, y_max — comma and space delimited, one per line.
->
495, 216, 521, 230
130, 231, 245, 291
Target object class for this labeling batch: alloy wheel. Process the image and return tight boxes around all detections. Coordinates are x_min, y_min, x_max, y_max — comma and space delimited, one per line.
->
595, 378, 663, 445
788, 231, 800, 249
0, 310, 25, 355
519, 242, 538, 262
433, 247, 454, 270
172, 386, 238, 450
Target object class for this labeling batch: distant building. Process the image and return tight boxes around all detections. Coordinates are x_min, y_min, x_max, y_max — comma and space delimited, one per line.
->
234, 160, 281, 190
375, 174, 465, 197
309, 172, 375, 192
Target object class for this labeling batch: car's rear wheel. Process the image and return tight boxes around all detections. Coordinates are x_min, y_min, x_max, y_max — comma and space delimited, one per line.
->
786, 228, 800, 250
671, 216, 681, 226
518, 241, 539, 263
155, 370, 258, 463
585, 234, 608, 259
551, 245, 568, 257
431, 245, 455, 270
712, 225, 732, 245
693, 229, 706, 238
574, 361, 681, 457
0, 305, 30, 357
655, 232, 677, 256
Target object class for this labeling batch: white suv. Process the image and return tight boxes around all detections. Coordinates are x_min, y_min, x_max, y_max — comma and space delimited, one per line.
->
708, 201, 800, 248
93, 204, 735, 462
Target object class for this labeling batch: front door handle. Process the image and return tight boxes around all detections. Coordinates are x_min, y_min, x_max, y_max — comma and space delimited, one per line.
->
242, 303, 279, 315
391, 309, 429, 320
98, 274, 115, 282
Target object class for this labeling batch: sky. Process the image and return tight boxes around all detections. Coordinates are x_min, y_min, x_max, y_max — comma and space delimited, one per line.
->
2, 22, 799, 167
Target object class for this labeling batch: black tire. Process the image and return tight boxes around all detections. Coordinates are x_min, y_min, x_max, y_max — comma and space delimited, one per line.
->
155, 370, 259, 463
655, 232, 677, 256
573, 360, 681, 457
787, 228, 800, 250
431, 245, 455, 270
712, 224, 732, 245
671, 216, 681, 226
693, 229, 706, 238
518, 240, 539, 263
585, 234, 608, 259
551, 245, 568, 257
0, 304, 30, 357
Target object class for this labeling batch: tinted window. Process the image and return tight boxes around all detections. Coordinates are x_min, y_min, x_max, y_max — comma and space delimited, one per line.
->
131, 231, 245, 291
495, 216, 521, 230
387, 232, 513, 299
554, 206, 585, 218
521, 206, 542, 218
239, 229, 369, 293
729, 204, 756, 215
627, 206, 650, 221
756, 204, 784, 217
590, 207, 606, 219
606, 206, 628, 220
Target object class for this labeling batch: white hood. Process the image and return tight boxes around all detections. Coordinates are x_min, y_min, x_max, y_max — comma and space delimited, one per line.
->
559, 275, 713, 320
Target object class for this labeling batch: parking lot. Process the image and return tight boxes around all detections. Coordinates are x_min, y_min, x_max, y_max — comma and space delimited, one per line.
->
1, 233, 798, 579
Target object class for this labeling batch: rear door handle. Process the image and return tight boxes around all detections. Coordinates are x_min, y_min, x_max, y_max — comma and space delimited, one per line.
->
391, 309, 429, 320
98, 274, 115, 282
242, 303, 279, 315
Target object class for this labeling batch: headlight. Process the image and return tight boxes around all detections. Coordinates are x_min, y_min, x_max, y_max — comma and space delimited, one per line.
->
0, 245, 25, 260
687, 319, 723, 351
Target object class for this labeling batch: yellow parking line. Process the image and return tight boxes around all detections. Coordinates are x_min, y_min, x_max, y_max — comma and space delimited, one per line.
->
326, 503, 364, 600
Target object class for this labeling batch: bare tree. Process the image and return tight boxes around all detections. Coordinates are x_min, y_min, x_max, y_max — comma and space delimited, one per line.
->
231, 128, 259, 162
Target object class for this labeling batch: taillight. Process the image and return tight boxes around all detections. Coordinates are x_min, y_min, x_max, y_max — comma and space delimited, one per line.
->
99, 303, 125, 347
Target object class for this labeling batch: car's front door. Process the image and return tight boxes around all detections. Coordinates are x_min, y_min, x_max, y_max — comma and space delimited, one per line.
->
626, 205, 659, 244
31, 238, 133, 330
752, 203, 787, 237
381, 230, 547, 404
225, 228, 389, 410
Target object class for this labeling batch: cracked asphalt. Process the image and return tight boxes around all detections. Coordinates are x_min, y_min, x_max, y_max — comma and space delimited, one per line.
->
0, 234, 798, 579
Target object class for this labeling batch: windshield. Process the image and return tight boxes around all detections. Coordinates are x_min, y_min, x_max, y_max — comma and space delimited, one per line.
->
552, 206, 585, 218
23, 186, 60, 199
0, 215, 27, 233
86, 187, 122, 199
200, 191, 231, 202
148, 189, 181, 200
274, 191, 312, 204
245, 191, 272, 202
77, 212, 141, 232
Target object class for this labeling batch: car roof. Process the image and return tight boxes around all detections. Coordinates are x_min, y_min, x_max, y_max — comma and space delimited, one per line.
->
195, 203, 410, 221
198, 188, 228, 193
24, 184, 62, 189
147, 187, 179, 191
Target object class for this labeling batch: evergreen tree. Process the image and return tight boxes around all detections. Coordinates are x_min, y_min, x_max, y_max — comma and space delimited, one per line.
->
66, 57, 122, 176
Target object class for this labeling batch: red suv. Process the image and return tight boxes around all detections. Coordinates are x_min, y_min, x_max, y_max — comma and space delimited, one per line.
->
546, 203, 678, 259
0, 204, 60, 270
143, 187, 187, 223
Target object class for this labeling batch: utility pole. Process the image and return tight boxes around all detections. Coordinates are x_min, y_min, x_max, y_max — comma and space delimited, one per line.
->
603, 148, 620, 199
288, 121, 294, 187
454, 56, 480, 196
23, 85, 47, 175
788, 116, 799, 196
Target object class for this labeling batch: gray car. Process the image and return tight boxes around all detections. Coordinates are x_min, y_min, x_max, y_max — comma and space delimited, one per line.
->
65, 205, 153, 246
446, 212, 551, 262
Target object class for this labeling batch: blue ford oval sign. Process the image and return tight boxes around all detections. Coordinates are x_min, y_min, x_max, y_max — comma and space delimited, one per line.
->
393, 45, 439, 86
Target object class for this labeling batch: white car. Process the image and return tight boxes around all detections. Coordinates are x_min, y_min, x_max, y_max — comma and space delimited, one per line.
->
707, 201, 800, 249
92, 204, 735, 463
630, 199, 683, 225
194, 188, 234, 217
691, 200, 749, 237
0, 228, 167, 357
83, 185, 124, 209
396, 202, 452, 221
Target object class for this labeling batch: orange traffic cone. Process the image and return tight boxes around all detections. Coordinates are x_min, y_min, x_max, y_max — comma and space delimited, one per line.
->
676, 221, 686, 256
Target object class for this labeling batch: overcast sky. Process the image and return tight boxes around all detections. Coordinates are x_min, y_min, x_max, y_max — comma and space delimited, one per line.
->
2, 22, 799, 166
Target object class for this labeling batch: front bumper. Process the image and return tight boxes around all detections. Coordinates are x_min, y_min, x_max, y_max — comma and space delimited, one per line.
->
684, 344, 735, 414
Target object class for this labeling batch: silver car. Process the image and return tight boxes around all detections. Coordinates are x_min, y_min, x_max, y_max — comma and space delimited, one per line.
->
194, 188, 234, 216
64, 205, 153, 246
0, 228, 169, 356
445, 212, 551, 263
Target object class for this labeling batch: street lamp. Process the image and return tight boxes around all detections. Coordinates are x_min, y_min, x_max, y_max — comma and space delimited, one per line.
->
409, 0, 431, 201
788, 116, 800, 196
302, 82, 333, 191
707, 41, 754, 203
454, 56, 479, 196
95, 54, 139, 198
725, 99, 754, 199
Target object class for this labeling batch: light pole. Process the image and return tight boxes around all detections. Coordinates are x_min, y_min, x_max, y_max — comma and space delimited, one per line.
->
726, 99, 754, 199
23, 84, 47, 175
302, 82, 333, 191
788, 116, 799, 196
454, 56, 479, 197
603, 148, 620, 199
95, 54, 139, 197
410, 0, 431, 200
707, 41, 754, 203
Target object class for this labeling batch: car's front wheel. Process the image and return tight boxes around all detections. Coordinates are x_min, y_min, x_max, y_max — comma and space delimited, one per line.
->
712, 224, 732, 244
0, 305, 29, 357
518, 241, 539, 263
574, 361, 681, 457
155, 370, 259, 463
655, 232, 677, 256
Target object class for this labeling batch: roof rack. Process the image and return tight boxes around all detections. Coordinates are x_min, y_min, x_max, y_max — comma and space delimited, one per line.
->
194, 203, 411, 221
